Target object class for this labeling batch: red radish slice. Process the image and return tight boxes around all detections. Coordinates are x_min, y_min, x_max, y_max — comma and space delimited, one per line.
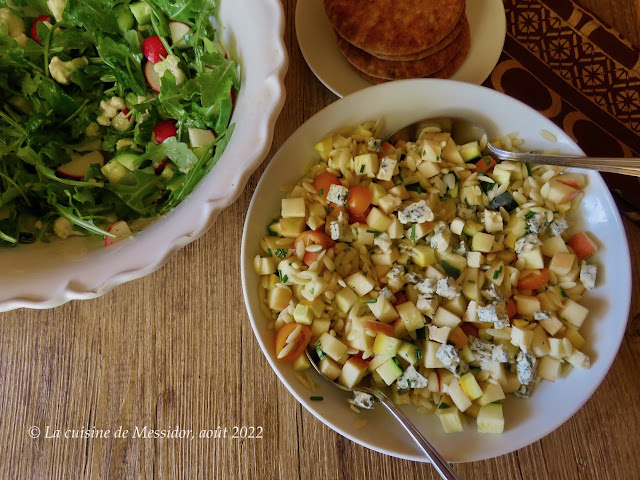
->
144, 61, 162, 93
105, 220, 132, 247
142, 35, 168, 64
30, 15, 50, 45
57, 151, 104, 179
153, 119, 177, 144
169, 21, 191, 49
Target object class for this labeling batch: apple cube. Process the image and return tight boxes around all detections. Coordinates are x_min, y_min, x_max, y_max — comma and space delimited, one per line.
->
317, 333, 348, 362
541, 235, 569, 257
345, 272, 376, 297
447, 378, 472, 412
338, 356, 370, 389
267, 287, 291, 312
319, 357, 342, 380
478, 381, 506, 406
521, 248, 544, 269
560, 299, 589, 328
538, 356, 561, 382
432, 307, 462, 328
281, 197, 306, 218
459, 372, 483, 400
549, 253, 576, 276
547, 179, 579, 204
368, 296, 398, 323
396, 301, 425, 332
335, 287, 358, 313
366, 207, 392, 232
424, 340, 445, 368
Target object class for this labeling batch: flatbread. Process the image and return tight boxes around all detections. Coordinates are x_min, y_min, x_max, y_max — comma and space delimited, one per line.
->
336, 17, 470, 80
355, 30, 471, 84
324, 0, 466, 56
365, 13, 466, 61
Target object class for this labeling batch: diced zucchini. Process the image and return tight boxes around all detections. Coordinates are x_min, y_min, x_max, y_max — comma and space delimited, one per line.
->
101, 160, 131, 184
489, 192, 518, 213
130, 1, 151, 24
373, 334, 401, 357
436, 406, 464, 433
376, 358, 404, 385
462, 220, 484, 237
459, 141, 482, 163
439, 251, 466, 279
279, 218, 306, 238
459, 372, 483, 400
267, 219, 282, 236
397, 341, 422, 365
471, 232, 495, 253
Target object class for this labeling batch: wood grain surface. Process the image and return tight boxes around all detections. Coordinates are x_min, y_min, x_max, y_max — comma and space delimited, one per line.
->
1, 1, 639, 479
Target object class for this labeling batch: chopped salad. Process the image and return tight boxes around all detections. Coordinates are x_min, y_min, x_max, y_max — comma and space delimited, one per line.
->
0, 0, 238, 247
254, 120, 598, 434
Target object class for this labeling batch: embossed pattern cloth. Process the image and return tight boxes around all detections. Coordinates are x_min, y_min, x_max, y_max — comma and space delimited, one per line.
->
491, 0, 640, 221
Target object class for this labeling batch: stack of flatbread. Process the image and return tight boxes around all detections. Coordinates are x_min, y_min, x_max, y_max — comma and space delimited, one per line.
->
324, 0, 470, 83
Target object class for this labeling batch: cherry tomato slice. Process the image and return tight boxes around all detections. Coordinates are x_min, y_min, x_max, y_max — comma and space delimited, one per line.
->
275, 323, 312, 363
295, 231, 335, 266
313, 172, 341, 199
347, 186, 372, 216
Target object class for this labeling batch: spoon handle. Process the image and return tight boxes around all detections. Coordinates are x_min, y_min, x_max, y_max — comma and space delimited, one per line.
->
489, 148, 640, 177
375, 394, 463, 480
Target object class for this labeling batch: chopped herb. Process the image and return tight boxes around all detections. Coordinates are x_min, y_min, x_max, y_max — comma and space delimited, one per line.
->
360, 165, 365, 173
319, 188, 324, 195
366, 229, 382, 236
525, 211, 536, 219
422, 150, 426, 156
491, 401, 502, 405
483, 156, 491, 166
407, 379, 412, 388
468, 280, 476, 284
275, 248, 288, 259
392, 357, 402, 368
438, 402, 450, 409
525, 163, 532, 176
328, 207, 334, 214
310, 396, 324, 401
282, 275, 288, 283
395, 174, 404, 186
464, 197, 471, 207
560, 287, 569, 298
410, 224, 417, 242
447, 340, 455, 346
363, 299, 378, 304
315, 341, 326, 360
438, 153, 443, 160
310, 287, 315, 294
493, 266, 503, 279
267, 248, 273, 256
553, 210, 559, 214
415, 348, 423, 360
406, 258, 412, 266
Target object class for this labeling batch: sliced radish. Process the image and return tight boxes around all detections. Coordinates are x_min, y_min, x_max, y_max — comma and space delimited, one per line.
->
188, 128, 216, 148
31, 15, 50, 45
169, 21, 191, 49
142, 35, 168, 64
57, 151, 105, 179
105, 220, 132, 247
153, 119, 177, 144
144, 61, 162, 93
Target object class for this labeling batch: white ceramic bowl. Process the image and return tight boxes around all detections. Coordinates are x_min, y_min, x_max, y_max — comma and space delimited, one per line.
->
241, 79, 632, 462
0, 0, 287, 312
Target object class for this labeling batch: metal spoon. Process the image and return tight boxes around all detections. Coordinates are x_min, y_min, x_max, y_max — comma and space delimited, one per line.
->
387, 116, 640, 177
305, 350, 463, 480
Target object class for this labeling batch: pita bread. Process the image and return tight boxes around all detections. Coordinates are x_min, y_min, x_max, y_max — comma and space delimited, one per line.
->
355, 30, 471, 84
336, 17, 470, 80
364, 13, 466, 61
324, 0, 466, 56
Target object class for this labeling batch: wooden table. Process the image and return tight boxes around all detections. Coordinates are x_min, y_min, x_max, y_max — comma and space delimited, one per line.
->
1, 1, 639, 478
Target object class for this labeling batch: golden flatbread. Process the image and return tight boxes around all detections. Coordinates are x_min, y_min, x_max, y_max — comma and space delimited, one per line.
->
336, 16, 470, 80
324, 0, 466, 56
355, 29, 471, 84
364, 13, 466, 61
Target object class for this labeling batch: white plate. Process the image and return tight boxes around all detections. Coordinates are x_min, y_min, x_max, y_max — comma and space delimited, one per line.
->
241, 79, 631, 462
296, 0, 506, 97
0, 0, 288, 312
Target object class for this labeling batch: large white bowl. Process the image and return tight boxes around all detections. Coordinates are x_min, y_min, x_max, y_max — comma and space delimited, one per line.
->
0, 0, 287, 312
241, 79, 632, 462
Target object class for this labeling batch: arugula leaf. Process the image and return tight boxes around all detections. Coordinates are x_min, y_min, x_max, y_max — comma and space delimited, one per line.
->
66, 0, 120, 35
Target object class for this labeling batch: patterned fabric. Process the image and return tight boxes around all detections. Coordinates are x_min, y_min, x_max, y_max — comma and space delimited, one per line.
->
488, 0, 640, 222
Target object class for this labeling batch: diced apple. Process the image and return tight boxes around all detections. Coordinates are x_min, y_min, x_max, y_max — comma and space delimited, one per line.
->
568, 232, 598, 260
520, 248, 544, 269
559, 299, 589, 328
547, 179, 579, 204
447, 378, 472, 412
549, 253, 576, 276
541, 235, 569, 257
267, 286, 292, 312
104, 220, 132, 246
478, 381, 505, 406
459, 372, 483, 400
345, 272, 376, 297
334, 287, 358, 313
338, 355, 370, 389
319, 357, 342, 380
368, 296, 398, 323
58, 150, 105, 179
364, 319, 395, 338
557, 173, 586, 190
366, 207, 392, 232
471, 232, 495, 253
188, 127, 216, 148
516, 295, 541, 317
432, 307, 462, 328
396, 302, 425, 332
317, 332, 348, 362
477, 403, 504, 433
511, 326, 533, 352
424, 340, 445, 368
538, 356, 561, 382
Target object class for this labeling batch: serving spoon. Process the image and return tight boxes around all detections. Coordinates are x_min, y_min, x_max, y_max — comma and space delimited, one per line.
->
387, 116, 640, 177
305, 350, 463, 480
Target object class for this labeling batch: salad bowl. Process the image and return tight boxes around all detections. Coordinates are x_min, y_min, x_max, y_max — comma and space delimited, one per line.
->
0, 0, 287, 312
241, 79, 632, 462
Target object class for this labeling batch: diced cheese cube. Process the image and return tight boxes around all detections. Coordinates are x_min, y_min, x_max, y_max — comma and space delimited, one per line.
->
398, 200, 434, 224
450, 217, 465, 235
377, 156, 397, 181
327, 184, 349, 206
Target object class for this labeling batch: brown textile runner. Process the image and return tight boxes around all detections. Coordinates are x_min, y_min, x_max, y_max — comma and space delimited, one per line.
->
486, 0, 640, 222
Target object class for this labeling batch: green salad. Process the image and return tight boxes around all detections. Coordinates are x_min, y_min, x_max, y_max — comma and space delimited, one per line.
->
0, 0, 239, 247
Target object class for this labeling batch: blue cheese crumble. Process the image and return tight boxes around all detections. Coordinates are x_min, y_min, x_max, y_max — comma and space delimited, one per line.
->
548, 218, 569, 236
491, 344, 509, 363
351, 391, 375, 409
329, 211, 348, 241
398, 200, 434, 224
436, 277, 461, 299
416, 277, 437, 297
367, 137, 382, 152
470, 337, 493, 362
477, 302, 509, 329
514, 234, 541, 253
405, 272, 423, 284
457, 204, 476, 220
396, 364, 428, 390
516, 351, 537, 385
482, 283, 504, 302
327, 184, 349, 206
430, 222, 451, 252
527, 213, 549, 235
579, 262, 597, 290
378, 287, 395, 302
373, 232, 392, 253
377, 157, 397, 181
436, 344, 468, 376
533, 311, 551, 321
